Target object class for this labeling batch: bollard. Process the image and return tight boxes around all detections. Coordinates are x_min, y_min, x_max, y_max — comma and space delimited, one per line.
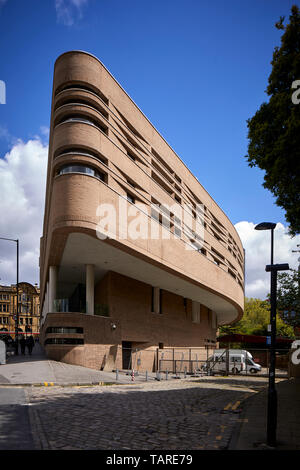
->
132, 369, 134, 381
166, 369, 168, 381
116, 369, 119, 381
184, 367, 187, 379
145, 370, 148, 382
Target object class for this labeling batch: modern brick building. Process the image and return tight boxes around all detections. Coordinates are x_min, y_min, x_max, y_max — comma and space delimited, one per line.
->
40, 51, 244, 372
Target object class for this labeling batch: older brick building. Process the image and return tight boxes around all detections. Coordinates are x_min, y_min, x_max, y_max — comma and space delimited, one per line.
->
40, 51, 244, 371
0, 282, 40, 340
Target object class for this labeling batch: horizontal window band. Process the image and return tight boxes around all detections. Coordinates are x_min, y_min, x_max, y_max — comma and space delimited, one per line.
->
55, 101, 109, 120
54, 115, 108, 134
46, 327, 83, 334
54, 83, 109, 105
54, 151, 108, 165
45, 338, 84, 345
56, 164, 107, 182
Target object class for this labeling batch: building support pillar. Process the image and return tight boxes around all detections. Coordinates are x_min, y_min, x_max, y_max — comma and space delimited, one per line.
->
86, 264, 95, 315
49, 266, 58, 313
45, 281, 49, 316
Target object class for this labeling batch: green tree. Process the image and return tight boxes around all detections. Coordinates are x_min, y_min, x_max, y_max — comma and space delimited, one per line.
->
219, 297, 295, 338
277, 268, 300, 326
245, 5, 300, 236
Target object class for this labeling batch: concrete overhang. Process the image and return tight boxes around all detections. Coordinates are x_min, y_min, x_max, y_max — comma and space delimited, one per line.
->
57, 232, 242, 325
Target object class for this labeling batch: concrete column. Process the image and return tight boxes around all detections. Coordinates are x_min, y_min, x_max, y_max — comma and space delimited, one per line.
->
192, 301, 200, 323
86, 264, 95, 315
45, 281, 49, 314
153, 287, 160, 314
49, 266, 58, 313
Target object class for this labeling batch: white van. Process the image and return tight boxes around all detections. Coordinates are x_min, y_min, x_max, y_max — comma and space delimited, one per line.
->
204, 349, 261, 374
204, 352, 246, 374
215, 352, 245, 374
216, 349, 253, 361
245, 357, 262, 374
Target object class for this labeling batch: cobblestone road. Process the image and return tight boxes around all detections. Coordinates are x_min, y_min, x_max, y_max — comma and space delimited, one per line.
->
25, 376, 271, 450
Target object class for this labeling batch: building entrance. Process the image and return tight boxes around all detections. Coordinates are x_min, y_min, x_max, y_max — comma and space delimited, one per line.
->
122, 341, 132, 370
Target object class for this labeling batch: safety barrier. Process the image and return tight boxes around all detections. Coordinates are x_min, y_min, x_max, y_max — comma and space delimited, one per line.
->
112, 346, 290, 382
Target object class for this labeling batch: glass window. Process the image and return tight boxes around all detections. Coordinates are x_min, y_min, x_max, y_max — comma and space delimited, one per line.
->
57, 115, 108, 135
45, 338, 84, 345
58, 165, 105, 182
63, 116, 93, 125
46, 326, 83, 334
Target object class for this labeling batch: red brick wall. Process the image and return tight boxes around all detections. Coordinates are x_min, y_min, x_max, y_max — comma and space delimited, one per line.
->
42, 271, 217, 371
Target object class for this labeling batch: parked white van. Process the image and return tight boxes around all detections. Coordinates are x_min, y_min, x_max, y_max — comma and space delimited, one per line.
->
216, 349, 253, 360
209, 352, 246, 374
204, 349, 261, 374
245, 357, 262, 374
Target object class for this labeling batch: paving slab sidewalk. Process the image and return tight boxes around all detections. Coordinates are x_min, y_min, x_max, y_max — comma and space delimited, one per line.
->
0, 343, 159, 386
230, 377, 300, 450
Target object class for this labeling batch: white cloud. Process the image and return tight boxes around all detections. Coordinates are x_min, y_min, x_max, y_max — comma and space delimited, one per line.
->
235, 221, 300, 299
55, 0, 89, 26
0, 138, 48, 286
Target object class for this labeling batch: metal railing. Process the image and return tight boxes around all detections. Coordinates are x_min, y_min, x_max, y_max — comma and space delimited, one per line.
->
110, 346, 290, 383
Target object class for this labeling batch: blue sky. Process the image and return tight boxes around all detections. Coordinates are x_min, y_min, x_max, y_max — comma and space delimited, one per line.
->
0, 0, 299, 296
0, 0, 297, 223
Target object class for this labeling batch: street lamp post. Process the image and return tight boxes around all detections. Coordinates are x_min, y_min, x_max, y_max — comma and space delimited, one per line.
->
254, 223, 289, 447
0, 237, 19, 355
254, 223, 277, 446
265, 262, 289, 446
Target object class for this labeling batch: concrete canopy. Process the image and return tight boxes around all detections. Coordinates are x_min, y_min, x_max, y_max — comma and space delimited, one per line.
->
57, 232, 241, 325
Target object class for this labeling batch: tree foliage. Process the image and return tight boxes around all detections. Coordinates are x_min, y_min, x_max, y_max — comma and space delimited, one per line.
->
277, 268, 300, 326
219, 297, 295, 338
245, 5, 300, 236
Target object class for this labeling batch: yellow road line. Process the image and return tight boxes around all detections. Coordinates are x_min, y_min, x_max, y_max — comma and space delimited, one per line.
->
231, 400, 241, 410
224, 402, 232, 410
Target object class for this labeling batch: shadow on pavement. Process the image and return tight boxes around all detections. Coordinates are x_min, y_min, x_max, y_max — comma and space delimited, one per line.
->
24, 384, 252, 450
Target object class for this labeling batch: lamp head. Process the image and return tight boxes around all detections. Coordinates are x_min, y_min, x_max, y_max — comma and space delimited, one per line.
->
254, 222, 277, 231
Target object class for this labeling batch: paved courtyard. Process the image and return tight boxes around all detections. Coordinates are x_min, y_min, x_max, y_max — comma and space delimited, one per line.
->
26, 376, 271, 450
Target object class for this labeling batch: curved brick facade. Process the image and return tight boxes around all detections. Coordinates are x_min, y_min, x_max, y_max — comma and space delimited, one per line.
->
40, 51, 244, 371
